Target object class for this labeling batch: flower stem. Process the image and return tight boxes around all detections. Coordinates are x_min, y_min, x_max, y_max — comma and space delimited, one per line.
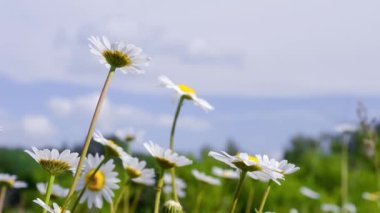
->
63, 67, 116, 210
230, 170, 247, 213
130, 187, 142, 213
169, 96, 185, 202
0, 186, 7, 213
43, 175, 55, 213
257, 181, 272, 213
154, 169, 165, 213
113, 178, 130, 213
71, 158, 107, 212
194, 189, 204, 213
245, 182, 255, 213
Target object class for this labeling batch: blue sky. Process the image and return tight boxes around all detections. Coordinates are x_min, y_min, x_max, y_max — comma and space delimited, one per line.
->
1, 0, 380, 157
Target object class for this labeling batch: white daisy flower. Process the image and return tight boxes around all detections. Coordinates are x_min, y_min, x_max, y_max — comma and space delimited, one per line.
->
300, 186, 320, 199
36, 182, 68, 198
115, 127, 144, 143
163, 173, 187, 198
93, 130, 130, 158
208, 151, 285, 185
25, 147, 79, 175
0, 173, 27, 188
362, 191, 380, 201
121, 155, 155, 186
212, 167, 239, 179
321, 203, 340, 213
192, 169, 221, 186
89, 36, 150, 74
76, 154, 120, 209
256, 155, 300, 176
143, 141, 192, 169
33, 198, 70, 213
159, 75, 214, 112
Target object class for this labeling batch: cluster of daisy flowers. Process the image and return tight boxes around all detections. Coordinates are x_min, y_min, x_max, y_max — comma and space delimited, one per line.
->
0, 35, 301, 213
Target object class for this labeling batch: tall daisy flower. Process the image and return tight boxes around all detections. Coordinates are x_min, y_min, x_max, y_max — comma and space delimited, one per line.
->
63, 37, 150, 211
93, 130, 129, 159
212, 167, 239, 179
159, 75, 214, 112
37, 183, 68, 198
192, 169, 221, 186
163, 173, 187, 198
121, 155, 155, 186
34, 198, 70, 213
76, 154, 120, 209
25, 147, 79, 175
89, 36, 150, 74
0, 174, 27, 212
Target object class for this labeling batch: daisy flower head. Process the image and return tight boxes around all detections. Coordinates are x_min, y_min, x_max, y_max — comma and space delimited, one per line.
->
93, 130, 130, 159
25, 147, 79, 175
159, 75, 214, 112
212, 167, 239, 179
33, 198, 69, 213
208, 151, 285, 185
335, 123, 357, 134
143, 141, 192, 169
89, 36, 150, 74
76, 154, 120, 209
0, 173, 27, 188
36, 182, 68, 198
300, 186, 320, 199
163, 173, 187, 198
192, 169, 221, 186
121, 155, 155, 186
115, 127, 144, 143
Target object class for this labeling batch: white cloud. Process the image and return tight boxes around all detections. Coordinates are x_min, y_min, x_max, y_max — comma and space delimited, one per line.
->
22, 115, 57, 138
47, 93, 210, 133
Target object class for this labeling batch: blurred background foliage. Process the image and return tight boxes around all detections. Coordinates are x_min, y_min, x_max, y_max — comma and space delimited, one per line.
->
1, 122, 380, 212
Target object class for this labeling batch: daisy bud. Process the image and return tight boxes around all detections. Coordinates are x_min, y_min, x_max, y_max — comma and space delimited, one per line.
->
163, 200, 183, 213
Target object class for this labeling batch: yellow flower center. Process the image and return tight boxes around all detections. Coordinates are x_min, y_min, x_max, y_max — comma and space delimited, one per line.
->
233, 153, 261, 172
125, 134, 136, 143
178, 84, 196, 95
102, 50, 132, 68
85, 169, 105, 191
156, 157, 176, 169
248, 155, 259, 163
125, 166, 142, 178
39, 159, 71, 175
0, 180, 14, 187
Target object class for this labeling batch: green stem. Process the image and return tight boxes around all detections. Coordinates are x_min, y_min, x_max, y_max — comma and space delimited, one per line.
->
0, 186, 7, 213
193, 189, 204, 213
170, 169, 179, 202
245, 183, 255, 213
71, 158, 107, 212
154, 169, 165, 213
114, 179, 130, 213
43, 175, 55, 213
230, 170, 247, 213
130, 187, 142, 213
257, 181, 272, 213
169, 96, 185, 202
341, 142, 348, 213
63, 68, 115, 210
